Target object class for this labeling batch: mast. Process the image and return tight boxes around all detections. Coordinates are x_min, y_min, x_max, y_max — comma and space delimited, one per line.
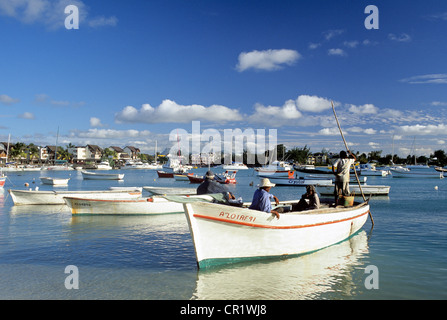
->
54, 127, 59, 164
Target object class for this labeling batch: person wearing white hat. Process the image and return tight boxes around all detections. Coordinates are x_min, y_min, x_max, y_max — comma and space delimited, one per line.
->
249, 178, 280, 219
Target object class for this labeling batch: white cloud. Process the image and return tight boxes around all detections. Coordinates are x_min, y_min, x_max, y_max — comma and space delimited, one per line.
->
0, 0, 117, 29
296, 95, 335, 112
73, 128, 151, 139
323, 29, 345, 41
388, 33, 412, 42
348, 103, 378, 114
90, 117, 104, 127
343, 41, 359, 48
248, 100, 302, 126
328, 48, 346, 56
0, 94, 20, 105
396, 123, 447, 135
18, 112, 35, 119
236, 49, 301, 72
115, 99, 243, 124
318, 127, 340, 136
400, 74, 447, 84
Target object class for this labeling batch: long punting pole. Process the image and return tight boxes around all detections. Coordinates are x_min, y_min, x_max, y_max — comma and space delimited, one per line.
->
331, 101, 374, 226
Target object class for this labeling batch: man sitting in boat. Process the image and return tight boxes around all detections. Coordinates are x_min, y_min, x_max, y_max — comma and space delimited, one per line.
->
249, 178, 280, 219
292, 185, 320, 211
332, 150, 356, 203
197, 170, 242, 206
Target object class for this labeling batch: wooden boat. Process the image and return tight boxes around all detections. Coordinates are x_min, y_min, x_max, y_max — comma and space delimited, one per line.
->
63, 194, 216, 215
143, 186, 197, 195
181, 199, 370, 268
174, 173, 193, 181
188, 171, 237, 184
8, 189, 142, 205
40, 177, 70, 185
81, 170, 124, 180
390, 167, 443, 178
157, 170, 175, 178
316, 184, 390, 196
434, 166, 447, 174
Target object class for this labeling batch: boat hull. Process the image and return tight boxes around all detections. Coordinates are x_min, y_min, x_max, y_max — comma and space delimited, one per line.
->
143, 186, 197, 195
40, 177, 70, 185
269, 177, 333, 186
183, 201, 370, 268
81, 171, 124, 180
316, 184, 390, 196
8, 189, 142, 205
390, 168, 443, 178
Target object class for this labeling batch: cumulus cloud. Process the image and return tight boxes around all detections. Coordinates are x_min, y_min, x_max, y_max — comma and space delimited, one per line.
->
396, 123, 447, 135
72, 128, 151, 139
90, 117, 104, 127
0, 94, 20, 105
18, 112, 35, 119
248, 100, 302, 126
236, 49, 301, 72
115, 99, 243, 124
0, 0, 117, 29
296, 95, 335, 112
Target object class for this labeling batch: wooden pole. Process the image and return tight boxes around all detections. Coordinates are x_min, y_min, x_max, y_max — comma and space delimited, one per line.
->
331, 101, 374, 226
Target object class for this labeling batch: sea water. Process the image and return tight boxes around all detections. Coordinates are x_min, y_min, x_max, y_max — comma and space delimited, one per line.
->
0, 168, 446, 300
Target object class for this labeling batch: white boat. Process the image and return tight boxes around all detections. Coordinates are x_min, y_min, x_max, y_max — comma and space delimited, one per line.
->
359, 163, 390, 176
316, 184, 390, 196
268, 176, 333, 186
96, 161, 113, 170
389, 167, 443, 178
143, 186, 197, 195
222, 162, 248, 170
40, 177, 70, 186
42, 165, 74, 171
63, 194, 217, 215
255, 161, 292, 176
8, 189, 142, 205
181, 199, 370, 268
81, 170, 124, 180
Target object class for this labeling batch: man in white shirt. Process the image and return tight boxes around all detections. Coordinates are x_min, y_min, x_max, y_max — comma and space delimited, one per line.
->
332, 150, 356, 203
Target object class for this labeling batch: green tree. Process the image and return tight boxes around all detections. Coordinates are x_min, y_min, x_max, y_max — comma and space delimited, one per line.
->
285, 145, 311, 164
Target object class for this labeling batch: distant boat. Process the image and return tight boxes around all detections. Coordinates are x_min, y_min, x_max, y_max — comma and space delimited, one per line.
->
96, 161, 113, 170
390, 167, 443, 178
255, 161, 292, 176
174, 173, 193, 181
222, 162, 248, 170
269, 176, 333, 186
81, 170, 124, 180
40, 177, 70, 186
188, 171, 237, 184
359, 163, 390, 176
9, 189, 142, 205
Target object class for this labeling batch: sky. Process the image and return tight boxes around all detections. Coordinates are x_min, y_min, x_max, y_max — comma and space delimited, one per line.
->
1, 0, 447, 160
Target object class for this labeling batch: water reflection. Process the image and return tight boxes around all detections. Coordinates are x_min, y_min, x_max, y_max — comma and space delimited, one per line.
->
192, 230, 369, 300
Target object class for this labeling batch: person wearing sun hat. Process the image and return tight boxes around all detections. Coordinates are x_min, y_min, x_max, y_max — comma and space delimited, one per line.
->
249, 178, 280, 219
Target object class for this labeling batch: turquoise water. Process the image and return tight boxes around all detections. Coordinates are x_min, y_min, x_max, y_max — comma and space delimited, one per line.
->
0, 168, 446, 299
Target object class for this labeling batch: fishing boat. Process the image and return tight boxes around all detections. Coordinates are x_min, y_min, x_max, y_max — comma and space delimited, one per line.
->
157, 170, 175, 178
188, 171, 237, 184
389, 167, 443, 178
255, 161, 292, 176
180, 199, 370, 268
359, 163, 390, 176
40, 177, 70, 186
8, 189, 142, 205
143, 186, 197, 195
316, 184, 390, 196
63, 194, 217, 215
81, 170, 124, 180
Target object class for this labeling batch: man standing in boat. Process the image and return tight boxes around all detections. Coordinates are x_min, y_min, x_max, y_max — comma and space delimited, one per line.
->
249, 178, 280, 219
332, 150, 356, 204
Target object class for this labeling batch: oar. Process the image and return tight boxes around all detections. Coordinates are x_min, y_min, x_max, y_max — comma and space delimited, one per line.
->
331, 101, 374, 226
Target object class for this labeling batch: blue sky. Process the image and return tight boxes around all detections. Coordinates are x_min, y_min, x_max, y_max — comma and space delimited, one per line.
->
1, 0, 447, 159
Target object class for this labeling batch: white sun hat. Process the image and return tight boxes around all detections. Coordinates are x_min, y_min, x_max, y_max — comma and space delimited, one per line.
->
259, 178, 276, 188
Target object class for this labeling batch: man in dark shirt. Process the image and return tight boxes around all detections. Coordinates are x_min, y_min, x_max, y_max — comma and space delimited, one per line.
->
196, 170, 230, 195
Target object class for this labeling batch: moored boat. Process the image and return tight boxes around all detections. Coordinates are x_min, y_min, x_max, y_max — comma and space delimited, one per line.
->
390, 167, 443, 178
222, 162, 248, 170
268, 176, 333, 186
40, 177, 70, 185
63, 194, 217, 215
181, 199, 370, 268
81, 170, 124, 180
316, 184, 390, 196
143, 186, 197, 195
8, 189, 142, 205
